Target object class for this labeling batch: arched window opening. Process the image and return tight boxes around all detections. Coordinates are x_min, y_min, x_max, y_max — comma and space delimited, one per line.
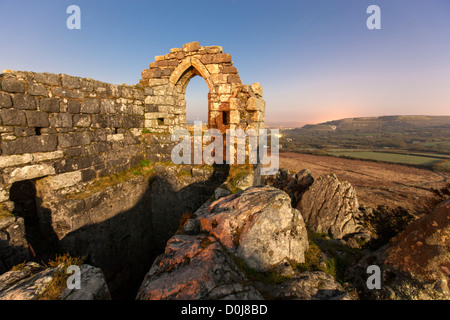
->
185, 75, 209, 128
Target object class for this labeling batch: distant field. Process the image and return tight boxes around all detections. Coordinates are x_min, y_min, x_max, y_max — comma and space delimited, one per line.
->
327, 150, 444, 167
279, 152, 450, 214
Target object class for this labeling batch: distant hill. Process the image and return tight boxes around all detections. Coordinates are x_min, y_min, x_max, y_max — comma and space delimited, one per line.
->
299, 115, 450, 132
281, 115, 450, 159
265, 121, 306, 129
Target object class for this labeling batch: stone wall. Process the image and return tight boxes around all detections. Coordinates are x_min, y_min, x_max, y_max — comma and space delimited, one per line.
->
0, 70, 147, 206
0, 42, 266, 208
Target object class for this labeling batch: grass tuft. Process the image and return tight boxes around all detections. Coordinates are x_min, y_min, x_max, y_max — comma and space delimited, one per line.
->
38, 253, 85, 300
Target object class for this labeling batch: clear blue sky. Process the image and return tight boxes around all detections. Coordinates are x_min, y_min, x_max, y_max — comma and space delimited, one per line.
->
1, 0, 449, 124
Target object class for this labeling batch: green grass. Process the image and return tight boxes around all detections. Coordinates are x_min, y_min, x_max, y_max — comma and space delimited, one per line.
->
329, 151, 443, 167
233, 256, 292, 285
226, 164, 254, 193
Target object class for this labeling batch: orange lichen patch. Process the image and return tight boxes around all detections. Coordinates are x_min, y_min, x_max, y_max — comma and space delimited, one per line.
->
385, 200, 450, 281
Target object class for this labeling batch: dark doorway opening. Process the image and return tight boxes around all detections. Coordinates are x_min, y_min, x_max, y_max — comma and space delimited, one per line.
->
9, 179, 56, 261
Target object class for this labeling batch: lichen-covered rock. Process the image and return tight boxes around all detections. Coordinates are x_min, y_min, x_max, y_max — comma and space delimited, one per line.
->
255, 271, 353, 300
0, 262, 111, 300
264, 168, 314, 208
136, 234, 263, 300
0, 215, 30, 274
198, 186, 309, 272
346, 200, 450, 300
297, 174, 365, 239
0, 262, 59, 300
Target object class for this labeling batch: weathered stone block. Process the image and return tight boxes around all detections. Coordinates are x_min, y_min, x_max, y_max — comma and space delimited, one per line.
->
100, 99, 115, 113
0, 93, 12, 108
227, 74, 241, 84
246, 96, 265, 112
29, 83, 47, 96
200, 53, 232, 64
12, 94, 36, 110
206, 64, 220, 74
1, 134, 58, 155
61, 88, 84, 99
61, 74, 80, 89
251, 82, 263, 97
0, 109, 26, 126
14, 126, 36, 137
144, 95, 175, 105
86, 142, 110, 155
141, 69, 153, 79
25, 111, 50, 127
32, 150, 64, 162
161, 68, 175, 77
80, 79, 94, 92
0, 154, 33, 169
44, 170, 83, 190
50, 113, 72, 128
182, 41, 201, 52
67, 100, 81, 113
218, 84, 231, 94
147, 68, 162, 78
144, 104, 159, 113
210, 74, 228, 84
64, 146, 83, 158
107, 84, 121, 97
81, 168, 97, 182
107, 114, 123, 128
91, 114, 109, 128
53, 156, 95, 174
123, 115, 142, 128
2, 78, 25, 93
230, 110, 240, 124
206, 46, 223, 54
6, 163, 55, 184
81, 98, 100, 114
120, 87, 133, 99
147, 79, 169, 87
250, 111, 264, 122
58, 131, 91, 148
39, 98, 60, 113
34, 72, 60, 85
222, 65, 238, 74
73, 114, 91, 127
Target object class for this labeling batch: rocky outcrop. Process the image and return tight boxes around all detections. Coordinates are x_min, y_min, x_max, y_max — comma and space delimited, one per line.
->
0, 262, 54, 300
0, 215, 30, 274
264, 168, 314, 208
137, 186, 333, 300
136, 234, 263, 300
346, 200, 450, 300
297, 174, 366, 239
255, 271, 353, 300
0, 262, 110, 300
198, 186, 309, 272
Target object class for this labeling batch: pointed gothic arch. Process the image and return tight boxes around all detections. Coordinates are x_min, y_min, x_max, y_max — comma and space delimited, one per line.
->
140, 42, 265, 134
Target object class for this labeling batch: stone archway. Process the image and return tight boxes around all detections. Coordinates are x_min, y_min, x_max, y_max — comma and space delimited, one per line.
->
140, 42, 266, 134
